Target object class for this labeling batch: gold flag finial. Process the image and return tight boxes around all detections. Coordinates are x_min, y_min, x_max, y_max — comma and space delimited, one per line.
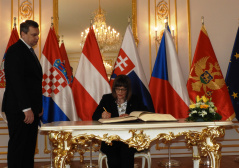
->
14, 17, 17, 28
128, 16, 131, 25
90, 18, 93, 27
201, 16, 204, 26
61, 35, 64, 43
51, 17, 54, 27
165, 16, 168, 28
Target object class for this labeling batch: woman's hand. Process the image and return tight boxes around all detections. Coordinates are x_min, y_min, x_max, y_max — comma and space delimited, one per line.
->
102, 111, 111, 119
119, 114, 129, 117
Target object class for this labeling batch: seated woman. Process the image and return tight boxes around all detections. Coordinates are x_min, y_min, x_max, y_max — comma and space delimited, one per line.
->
92, 74, 148, 168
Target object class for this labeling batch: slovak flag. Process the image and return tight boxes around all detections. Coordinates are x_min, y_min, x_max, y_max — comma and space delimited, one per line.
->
149, 28, 190, 118
110, 25, 154, 112
41, 27, 78, 123
0, 27, 19, 120
72, 28, 111, 121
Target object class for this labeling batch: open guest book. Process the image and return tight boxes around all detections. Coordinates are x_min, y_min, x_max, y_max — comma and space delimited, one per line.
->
98, 111, 178, 124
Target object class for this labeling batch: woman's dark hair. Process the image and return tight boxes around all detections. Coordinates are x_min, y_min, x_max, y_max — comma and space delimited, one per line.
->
112, 74, 132, 101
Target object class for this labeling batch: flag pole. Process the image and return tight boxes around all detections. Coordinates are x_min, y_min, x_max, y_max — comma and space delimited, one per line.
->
158, 141, 181, 167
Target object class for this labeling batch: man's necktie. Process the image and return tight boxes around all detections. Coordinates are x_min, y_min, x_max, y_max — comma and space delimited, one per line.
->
30, 48, 41, 68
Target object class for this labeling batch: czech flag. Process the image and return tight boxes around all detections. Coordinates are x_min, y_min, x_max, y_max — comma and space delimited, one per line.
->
149, 28, 189, 118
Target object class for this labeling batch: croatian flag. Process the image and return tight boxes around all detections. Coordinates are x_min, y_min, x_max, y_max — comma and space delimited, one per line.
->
41, 27, 78, 123
0, 27, 19, 120
72, 28, 111, 121
149, 28, 189, 118
110, 25, 154, 112
60, 42, 73, 86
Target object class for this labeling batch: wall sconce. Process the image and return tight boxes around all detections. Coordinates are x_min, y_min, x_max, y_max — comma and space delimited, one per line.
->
155, 16, 168, 45
155, 27, 160, 44
171, 26, 175, 41
155, 17, 175, 45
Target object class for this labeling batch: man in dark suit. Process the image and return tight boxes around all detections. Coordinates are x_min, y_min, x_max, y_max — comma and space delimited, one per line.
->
2, 20, 43, 168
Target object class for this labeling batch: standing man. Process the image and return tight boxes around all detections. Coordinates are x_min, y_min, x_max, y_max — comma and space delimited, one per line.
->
2, 20, 43, 168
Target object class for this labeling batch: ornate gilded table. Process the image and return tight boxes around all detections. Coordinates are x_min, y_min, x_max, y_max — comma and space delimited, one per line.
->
40, 119, 233, 168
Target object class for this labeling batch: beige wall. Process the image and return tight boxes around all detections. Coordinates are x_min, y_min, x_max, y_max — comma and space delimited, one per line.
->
138, 0, 239, 83
0, 0, 239, 164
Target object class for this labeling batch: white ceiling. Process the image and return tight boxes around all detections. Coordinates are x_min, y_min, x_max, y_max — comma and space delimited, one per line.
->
58, 0, 132, 53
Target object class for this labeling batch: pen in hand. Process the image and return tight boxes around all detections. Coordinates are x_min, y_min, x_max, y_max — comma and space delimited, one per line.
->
103, 107, 107, 112
102, 107, 111, 119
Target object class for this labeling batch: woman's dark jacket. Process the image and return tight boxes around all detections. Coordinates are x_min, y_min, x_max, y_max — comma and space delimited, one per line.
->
92, 93, 148, 120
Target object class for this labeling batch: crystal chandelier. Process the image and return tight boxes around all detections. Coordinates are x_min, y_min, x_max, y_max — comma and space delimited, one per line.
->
80, 1, 122, 53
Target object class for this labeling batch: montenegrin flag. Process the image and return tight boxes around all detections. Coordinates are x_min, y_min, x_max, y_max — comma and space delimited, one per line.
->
110, 25, 154, 112
72, 28, 111, 121
187, 25, 235, 121
0, 26, 19, 120
41, 27, 78, 123
149, 28, 189, 118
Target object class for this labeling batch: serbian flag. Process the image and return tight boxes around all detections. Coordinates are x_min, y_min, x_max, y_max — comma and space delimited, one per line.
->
0, 27, 19, 120
225, 27, 239, 121
72, 28, 111, 120
60, 42, 73, 86
41, 27, 78, 123
149, 28, 189, 118
110, 25, 154, 112
187, 25, 235, 121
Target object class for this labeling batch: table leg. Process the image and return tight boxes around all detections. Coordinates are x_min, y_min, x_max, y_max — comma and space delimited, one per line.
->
49, 132, 75, 168
200, 127, 224, 168
192, 146, 200, 168
205, 137, 222, 168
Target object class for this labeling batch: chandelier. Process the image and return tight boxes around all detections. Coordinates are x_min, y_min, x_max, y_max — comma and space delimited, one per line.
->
80, 1, 122, 53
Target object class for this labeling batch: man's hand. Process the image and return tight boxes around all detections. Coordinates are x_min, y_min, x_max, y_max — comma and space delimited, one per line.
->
24, 109, 34, 124
39, 109, 43, 117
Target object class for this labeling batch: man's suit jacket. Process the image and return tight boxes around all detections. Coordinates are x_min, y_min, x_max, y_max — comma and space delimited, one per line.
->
92, 93, 148, 120
2, 39, 43, 115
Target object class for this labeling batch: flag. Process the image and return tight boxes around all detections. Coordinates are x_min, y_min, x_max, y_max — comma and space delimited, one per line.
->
187, 25, 235, 121
149, 28, 189, 118
72, 28, 111, 121
0, 27, 19, 120
225, 27, 239, 120
110, 25, 154, 112
41, 27, 78, 123
60, 42, 73, 86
